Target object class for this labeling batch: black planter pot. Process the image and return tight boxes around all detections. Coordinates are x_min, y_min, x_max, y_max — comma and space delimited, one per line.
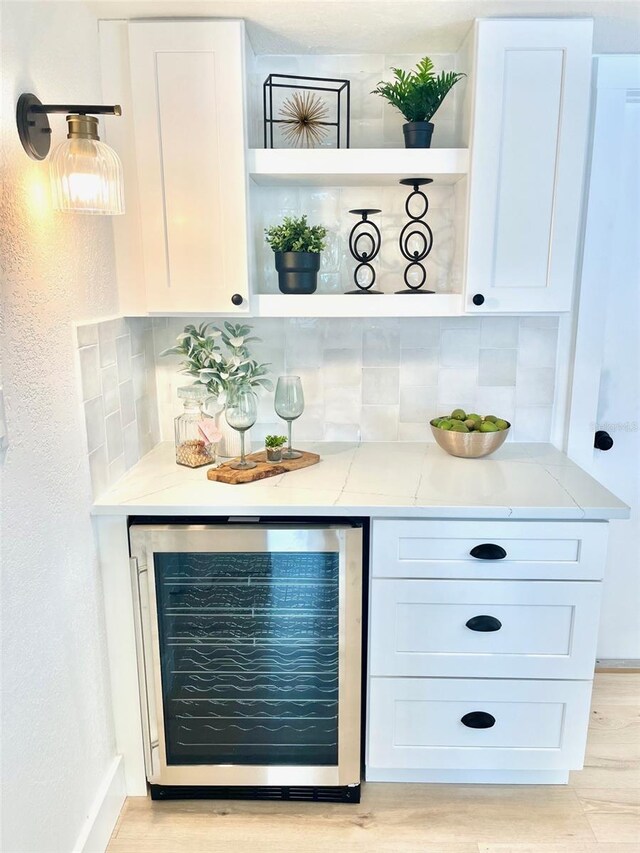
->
275, 251, 320, 294
402, 121, 434, 149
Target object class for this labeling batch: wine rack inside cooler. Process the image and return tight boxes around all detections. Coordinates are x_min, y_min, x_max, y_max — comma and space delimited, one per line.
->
154, 550, 340, 766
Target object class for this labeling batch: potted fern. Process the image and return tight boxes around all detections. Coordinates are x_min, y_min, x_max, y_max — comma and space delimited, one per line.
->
372, 56, 465, 149
265, 215, 327, 294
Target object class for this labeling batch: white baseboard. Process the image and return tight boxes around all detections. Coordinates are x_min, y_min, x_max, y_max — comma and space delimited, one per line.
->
365, 768, 570, 784
72, 755, 127, 853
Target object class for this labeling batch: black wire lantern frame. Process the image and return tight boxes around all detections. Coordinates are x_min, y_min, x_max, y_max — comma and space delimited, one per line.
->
397, 177, 435, 294
345, 208, 383, 294
263, 74, 350, 149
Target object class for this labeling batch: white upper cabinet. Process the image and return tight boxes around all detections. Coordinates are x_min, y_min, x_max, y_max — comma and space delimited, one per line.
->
465, 20, 593, 313
101, 20, 250, 314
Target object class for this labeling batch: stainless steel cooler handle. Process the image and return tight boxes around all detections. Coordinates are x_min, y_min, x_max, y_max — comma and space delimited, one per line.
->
130, 556, 154, 777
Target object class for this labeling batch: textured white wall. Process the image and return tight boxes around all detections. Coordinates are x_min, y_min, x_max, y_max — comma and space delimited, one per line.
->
1, 3, 118, 850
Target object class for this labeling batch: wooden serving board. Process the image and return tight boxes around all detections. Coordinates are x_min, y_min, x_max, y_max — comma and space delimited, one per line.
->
207, 450, 320, 484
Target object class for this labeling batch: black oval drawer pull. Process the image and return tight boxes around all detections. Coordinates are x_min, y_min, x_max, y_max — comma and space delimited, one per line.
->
470, 543, 507, 560
461, 711, 496, 729
466, 614, 502, 632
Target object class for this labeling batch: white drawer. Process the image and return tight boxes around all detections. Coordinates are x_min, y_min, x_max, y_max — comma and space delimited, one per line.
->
367, 677, 592, 771
369, 579, 601, 679
372, 519, 608, 580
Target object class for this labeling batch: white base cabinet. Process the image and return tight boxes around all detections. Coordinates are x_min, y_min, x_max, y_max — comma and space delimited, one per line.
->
366, 518, 608, 784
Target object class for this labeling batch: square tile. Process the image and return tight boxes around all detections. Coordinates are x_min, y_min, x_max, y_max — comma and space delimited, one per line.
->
129, 320, 145, 356
101, 364, 119, 416
83, 396, 105, 454
87, 445, 109, 499
97, 322, 116, 368
437, 368, 477, 397
399, 319, 441, 349
119, 380, 136, 427
399, 386, 438, 423
324, 423, 361, 441
324, 386, 361, 424
398, 422, 431, 441
479, 349, 518, 386
123, 420, 140, 469
362, 368, 399, 404
518, 326, 558, 368
516, 367, 556, 406
360, 405, 399, 440
116, 335, 132, 383
131, 354, 146, 400
512, 406, 553, 441
77, 322, 97, 348
105, 410, 124, 463
440, 328, 480, 368
108, 454, 126, 486
323, 348, 361, 387
363, 326, 400, 367
481, 317, 519, 348
400, 348, 439, 386
79, 345, 101, 402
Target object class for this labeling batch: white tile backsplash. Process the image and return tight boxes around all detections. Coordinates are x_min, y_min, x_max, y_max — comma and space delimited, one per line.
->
153, 316, 558, 449
77, 314, 560, 497
77, 317, 160, 498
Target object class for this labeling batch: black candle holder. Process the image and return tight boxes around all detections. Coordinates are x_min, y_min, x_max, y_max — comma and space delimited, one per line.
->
397, 178, 435, 294
345, 208, 383, 294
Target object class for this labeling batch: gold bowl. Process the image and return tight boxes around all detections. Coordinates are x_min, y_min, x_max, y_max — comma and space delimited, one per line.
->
430, 423, 510, 458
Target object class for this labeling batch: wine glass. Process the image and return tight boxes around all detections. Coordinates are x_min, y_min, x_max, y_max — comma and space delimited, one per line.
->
274, 375, 304, 460
225, 389, 258, 470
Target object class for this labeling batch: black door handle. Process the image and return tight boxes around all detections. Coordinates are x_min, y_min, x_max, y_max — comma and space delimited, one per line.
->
594, 430, 614, 451
461, 711, 496, 729
470, 543, 507, 560
472, 293, 485, 306
231, 293, 244, 306
466, 614, 502, 632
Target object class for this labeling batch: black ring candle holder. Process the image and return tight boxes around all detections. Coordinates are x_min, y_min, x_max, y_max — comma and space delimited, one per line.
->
396, 178, 435, 294
345, 208, 383, 294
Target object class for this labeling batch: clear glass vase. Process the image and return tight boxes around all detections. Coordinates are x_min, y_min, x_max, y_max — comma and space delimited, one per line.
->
174, 386, 217, 468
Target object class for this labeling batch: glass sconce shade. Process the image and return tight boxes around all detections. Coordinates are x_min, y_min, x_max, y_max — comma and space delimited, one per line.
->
49, 135, 124, 215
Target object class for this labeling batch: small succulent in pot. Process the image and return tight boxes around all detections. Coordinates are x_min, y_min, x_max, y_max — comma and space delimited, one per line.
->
372, 56, 465, 148
265, 215, 328, 294
265, 434, 287, 462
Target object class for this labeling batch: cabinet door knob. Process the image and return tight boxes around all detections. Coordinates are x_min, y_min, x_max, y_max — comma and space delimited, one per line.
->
466, 614, 502, 632
470, 543, 507, 560
461, 711, 496, 729
594, 430, 614, 451
231, 293, 244, 306
472, 293, 485, 306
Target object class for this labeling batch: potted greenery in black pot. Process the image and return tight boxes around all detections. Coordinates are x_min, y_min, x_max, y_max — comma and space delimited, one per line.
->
265, 215, 327, 294
372, 56, 465, 149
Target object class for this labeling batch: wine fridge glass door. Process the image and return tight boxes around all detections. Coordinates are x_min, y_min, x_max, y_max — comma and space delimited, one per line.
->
129, 523, 362, 788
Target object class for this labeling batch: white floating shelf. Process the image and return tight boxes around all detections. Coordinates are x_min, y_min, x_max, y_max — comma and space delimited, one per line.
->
253, 293, 463, 318
248, 148, 469, 187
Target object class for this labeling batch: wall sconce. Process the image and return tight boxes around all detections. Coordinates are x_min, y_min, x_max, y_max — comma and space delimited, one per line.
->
16, 93, 124, 215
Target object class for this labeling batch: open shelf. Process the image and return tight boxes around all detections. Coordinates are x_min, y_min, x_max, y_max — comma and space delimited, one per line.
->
248, 148, 469, 187
253, 293, 463, 318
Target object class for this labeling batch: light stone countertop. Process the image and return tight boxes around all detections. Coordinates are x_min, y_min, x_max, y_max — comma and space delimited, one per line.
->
92, 441, 629, 520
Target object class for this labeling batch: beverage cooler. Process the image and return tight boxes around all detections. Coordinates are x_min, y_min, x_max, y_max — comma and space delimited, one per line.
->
129, 520, 363, 801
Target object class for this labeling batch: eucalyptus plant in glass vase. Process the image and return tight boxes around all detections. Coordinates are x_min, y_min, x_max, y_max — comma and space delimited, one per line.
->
160, 322, 272, 457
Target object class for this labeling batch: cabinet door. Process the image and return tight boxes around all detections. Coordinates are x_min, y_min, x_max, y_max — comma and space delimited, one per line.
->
465, 19, 593, 313
128, 21, 249, 314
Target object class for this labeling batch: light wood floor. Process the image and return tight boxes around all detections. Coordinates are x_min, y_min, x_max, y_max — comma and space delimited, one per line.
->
108, 672, 640, 852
